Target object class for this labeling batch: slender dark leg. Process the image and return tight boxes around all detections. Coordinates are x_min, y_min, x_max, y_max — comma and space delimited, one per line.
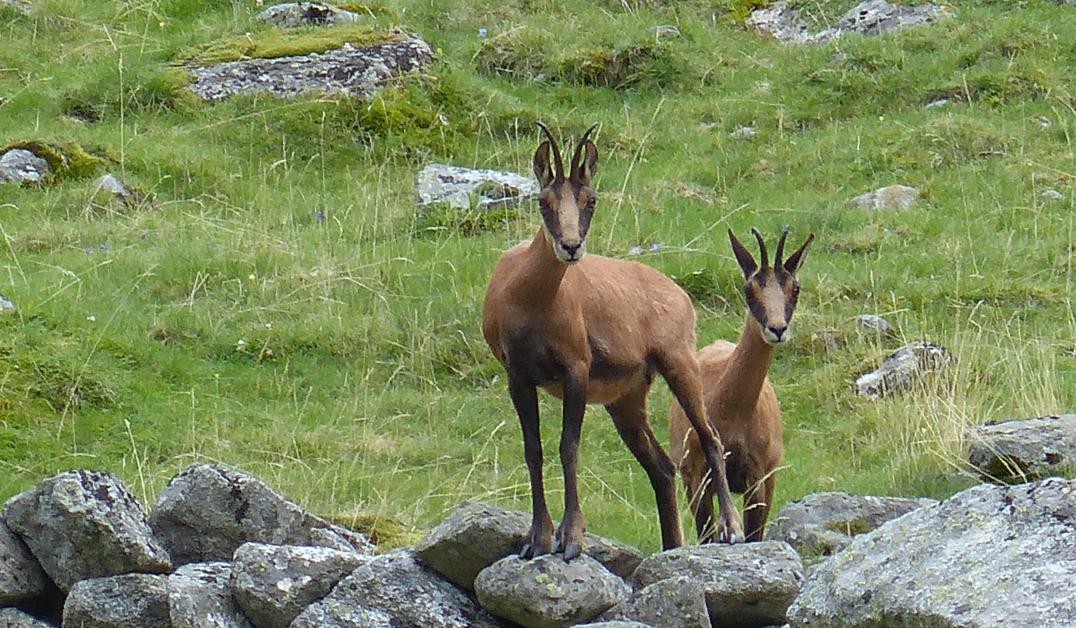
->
508, 375, 553, 557
556, 368, 588, 560
683, 465, 718, 543
744, 474, 775, 542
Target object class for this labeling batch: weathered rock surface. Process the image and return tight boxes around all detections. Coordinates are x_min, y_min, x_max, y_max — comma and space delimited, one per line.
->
767, 492, 936, 559
416, 164, 538, 210
258, 2, 362, 28
854, 340, 950, 399
0, 519, 50, 605
0, 148, 50, 184
415, 501, 642, 590
968, 414, 1076, 483
148, 463, 372, 566
291, 549, 499, 628
475, 554, 630, 628
599, 576, 709, 628
748, 0, 951, 44
0, 607, 53, 628
188, 35, 432, 101
789, 478, 1076, 627
633, 542, 804, 627
852, 184, 920, 210
231, 542, 369, 628
62, 573, 171, 628
169, 562, 253, 628
2, 470, 171, 592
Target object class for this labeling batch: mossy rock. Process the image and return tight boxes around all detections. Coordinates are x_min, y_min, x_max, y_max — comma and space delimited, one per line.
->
186, 24, 406, 66
1, 141, 107, 181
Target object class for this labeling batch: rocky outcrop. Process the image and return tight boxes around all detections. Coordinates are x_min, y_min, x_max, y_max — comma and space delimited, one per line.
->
2, 470, 171, 592
230, 542, 369, 628
767, 492, 936, 559
62, 573, 171, 628
0, 148, 50, 184
599, 576, 710, 628
148, 463, 372, 566
789, 478, 1076, 627
633, 542, 804, 627
188, 35, 433, 101
258, 2, 362, 28
748, 0, 951, 44
968, 414, 1076, 483
0, 520, 50, 606
855, 341, 950, 399
416, 164, 539, 210
475, 554, 630, 628
851, 184, 920, 210
168, 562, 252, 628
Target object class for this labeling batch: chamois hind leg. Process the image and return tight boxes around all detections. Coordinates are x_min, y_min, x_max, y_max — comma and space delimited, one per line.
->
744, 473, 775, 542
508, 375, 553, 558
657, 350, 744, 543
555, 365, 589, 560
680, 449, 718, 543
605, 384, 683, 550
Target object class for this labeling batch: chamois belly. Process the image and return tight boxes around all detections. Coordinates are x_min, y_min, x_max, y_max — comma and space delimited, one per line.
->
539, 364, 648, 405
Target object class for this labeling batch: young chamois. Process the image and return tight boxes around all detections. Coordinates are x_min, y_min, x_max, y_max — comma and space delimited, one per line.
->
482, 124, 744, 560
670, 227, 813, 542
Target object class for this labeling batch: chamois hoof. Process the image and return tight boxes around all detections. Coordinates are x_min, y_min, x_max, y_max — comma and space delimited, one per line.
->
520, 542, 552, 559
559, 540, 583, 561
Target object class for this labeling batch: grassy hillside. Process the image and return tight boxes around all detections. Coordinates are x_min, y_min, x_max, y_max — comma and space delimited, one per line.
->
1, 0, 1072, 551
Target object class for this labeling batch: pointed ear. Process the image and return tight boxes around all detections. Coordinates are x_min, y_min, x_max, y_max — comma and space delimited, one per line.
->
728, 229, 758, 279
783, 233, 815, 275
573, 141, 598, 185
533, 141, 555, 188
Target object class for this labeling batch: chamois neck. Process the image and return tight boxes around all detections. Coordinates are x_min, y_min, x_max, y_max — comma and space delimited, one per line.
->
715, 314, 775, 412
515, 228, 569, 304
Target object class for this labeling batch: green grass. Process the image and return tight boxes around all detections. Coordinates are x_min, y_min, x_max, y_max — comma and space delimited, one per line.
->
0, 0, 1072, 552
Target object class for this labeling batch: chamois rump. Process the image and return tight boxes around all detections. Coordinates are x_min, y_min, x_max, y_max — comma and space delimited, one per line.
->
482, 123, 744, 560
670, 227, 813, 542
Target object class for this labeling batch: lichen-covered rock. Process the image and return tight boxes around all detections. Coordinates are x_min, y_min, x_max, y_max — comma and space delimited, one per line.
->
789, 478, 1076, 627
188, 35, 432, 101
62, 574, 171, 628
968, 414, 1076, 483
851, 184, 920, 210
767, 492, 936, 559
475, 554, 630, 628
599, 576, 709, 628
416, 501, 642, 590
258, 2, 362, 27
748, 0, 951, 44
633, 542, 804, 627
416, 164, 539, 210
169, 562, 253, 628
2, 470, 171, 592
0, 519, 50, 605
854, 341, 950, 399
0, 607, 53, 628
291, 549, 499, 628
0, 148, 50, 184
148, 463, 372, 566
231, 542, 369, 628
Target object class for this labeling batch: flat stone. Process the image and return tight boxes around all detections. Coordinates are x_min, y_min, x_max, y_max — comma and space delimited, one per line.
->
851, 184, 920, 210
62, 573, 171, 628
474, 554, 630, 628
854, 341, 950, 399
2, 470, 171, 592
968, 414, 1076, 483
0, 519, 50, 605
788, 478, 1076, 627
416, 164, 538, 210
169, 562, 253, 628
599, 576, 709, 628
0, 608, 53, 628
0, 148, 50, 184
258, 2, 362, 28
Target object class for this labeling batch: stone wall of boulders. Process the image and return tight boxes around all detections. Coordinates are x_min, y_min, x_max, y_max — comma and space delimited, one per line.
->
2, 461, 1075, 627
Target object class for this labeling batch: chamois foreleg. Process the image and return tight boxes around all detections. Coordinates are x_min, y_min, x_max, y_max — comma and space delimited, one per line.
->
509, 375, 554, 558
658, 352, 744, 543
606, 385, 683, 550
744, 474, 775, 542
555, 367, 588, 560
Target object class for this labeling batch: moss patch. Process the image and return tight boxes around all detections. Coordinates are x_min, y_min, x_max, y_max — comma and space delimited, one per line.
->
186, 24, 406, 66
1, 141, 107, 180
823, 517, 874, 537
333, 1, 398, 19
327, 512, 420, 550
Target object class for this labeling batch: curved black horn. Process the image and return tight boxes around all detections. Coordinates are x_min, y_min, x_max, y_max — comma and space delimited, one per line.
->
536, 122, 565, 180
774, 225, 790, 267
751, 227, 769, 269
570, 123, 599, 175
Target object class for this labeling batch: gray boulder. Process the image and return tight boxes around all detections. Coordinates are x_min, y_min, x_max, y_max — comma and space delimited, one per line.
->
789, 478, 1076, 627
968, 414, 1076, 483
415, 501, 642, 590
62, 573, 171, 628
188, 35, 432, 101
474, 554, 630, 628
0, 519, 50, 605
767, 492, 936, 559
748, 0, 950, 44
148, 463, 372, 566
0, 148, 50, 184
854, 341, 950, 399
258, 2, 362, 27
851, 184, 920, 210
416, 164, 538, 210
291, 549, 499, 628
230, 542, 369, 628
633, 542, 804, 627
0, 608, 53, 628
169, 562, 253, 628
2, 470, 171, 592
599, 576, 709, 628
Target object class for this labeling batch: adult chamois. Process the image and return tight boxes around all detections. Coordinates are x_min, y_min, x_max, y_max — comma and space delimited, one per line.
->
670, 227, 813, 542
482, 123, 743, 560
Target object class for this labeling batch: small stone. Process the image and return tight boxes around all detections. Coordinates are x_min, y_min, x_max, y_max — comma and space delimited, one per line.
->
1040, 189, 1064, 201
925, 98, 950, 108
90, 174, 139, 207
651, 24, 681, 38
730, 126, 758, 139
62, 573, 171, 628
854, 314, 892, 335
968, 414, 1076, 483
854, 341, 950, 399
851, 184, 920, 210
0, 293, 13, 312
0, 148, 50, 184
